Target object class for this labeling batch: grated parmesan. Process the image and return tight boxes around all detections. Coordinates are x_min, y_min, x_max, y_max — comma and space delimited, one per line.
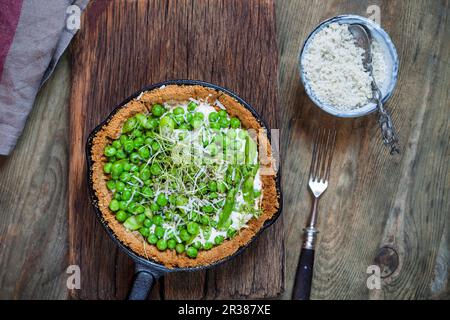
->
303, 23, 387, 110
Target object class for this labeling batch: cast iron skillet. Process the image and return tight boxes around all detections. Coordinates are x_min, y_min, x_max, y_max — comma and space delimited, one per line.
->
85, 79, 283, 300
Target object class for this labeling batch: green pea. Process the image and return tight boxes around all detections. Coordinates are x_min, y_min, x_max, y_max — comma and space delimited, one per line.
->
203, 242, 213, 250
218, 110, 227, 118
116, 210, 127, 222
156, 193, 168, 206
230, 117, 241, 128
206, 144, 218, 156
121, 190, 132, 201
144, 218, 153, 227
103, 162, 112, 174
167, 239, 177, 249
114, 181, 124, 192
187, 102, 197, 111
175, 243, 185, 253
187, 222, 200, 235
104, 146, 116, 157
151, 141, 160, 152
160, 115, 175, 132
227, 228, 237, 238
127, 202, 138, 213
123, 141, 134, 153
111, 162, 124, 176
112, 140, 121, 150
202, 205, 214, 213
130, 152, 140, 164
119, 200, 128, 211
208, 181, 217, 192
150, 202, 160, 213
186, 113, 194, 122
135, 113, 147, 126
152, 104, 164, 117
144, 137, 153, 145
152, 215, 163, 226
123, 117, 137, 133
147, 234, 158, 244
132, 129, 143, 138
168, 194, 177, 205
186, 247, 198, 258
191, 119, 203, 129
120, 135, 128, 145
210, 122, 221, 130
208, 192, 218, 200
129, 164, 139, 172
120, 172, 131, 183
174, 114, 185, 125
139, 227, 150, 238
176, 195, 188, 206
208, 112, 219, 122
214, 235, 224, 245
219, 118, 230, 128
134, 137, 144, 149
106, 180, 116, 190
180, 229, 191, 242
155, 226, 165, 238
109, 199, 120, 212
141, 186, 154, 198
194, 112, 204, 120
115, 149, 126, 159
173, 107, 185, 115
140, 168, 151, 180
192, 241, 202, 249
150, 163, 162, 175
136, 206, 145, 215
156, 239, 168, 251
149, 118, 159, 128
201, 215, 210, 225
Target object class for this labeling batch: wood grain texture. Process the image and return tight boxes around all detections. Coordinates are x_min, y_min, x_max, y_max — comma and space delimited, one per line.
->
0, 0, 448, 300
0, 53, 71, 299
277, 0, 450, 299
68, 0, 283, 299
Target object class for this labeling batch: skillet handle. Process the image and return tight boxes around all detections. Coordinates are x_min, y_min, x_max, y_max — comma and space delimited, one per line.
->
128, 265, 161, 300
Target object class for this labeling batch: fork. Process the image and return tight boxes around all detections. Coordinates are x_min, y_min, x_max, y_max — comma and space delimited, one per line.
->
292, 128, 337, 300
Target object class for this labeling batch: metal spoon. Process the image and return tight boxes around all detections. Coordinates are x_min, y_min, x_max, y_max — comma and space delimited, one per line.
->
349, 24, 400, 155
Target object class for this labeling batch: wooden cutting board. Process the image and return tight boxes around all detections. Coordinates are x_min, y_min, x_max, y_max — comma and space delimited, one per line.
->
69, 0, 283, 299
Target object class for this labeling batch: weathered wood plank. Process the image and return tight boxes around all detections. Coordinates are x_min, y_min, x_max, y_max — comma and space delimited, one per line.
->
277, 0, 450, 299
68, 0, 282, 300
0, 53, 71, 300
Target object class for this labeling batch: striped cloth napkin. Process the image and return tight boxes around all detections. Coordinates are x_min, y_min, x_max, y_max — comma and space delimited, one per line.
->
0, 0, 89, 155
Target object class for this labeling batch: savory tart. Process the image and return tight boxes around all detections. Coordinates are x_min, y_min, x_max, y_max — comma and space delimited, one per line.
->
91, 84, 278, 268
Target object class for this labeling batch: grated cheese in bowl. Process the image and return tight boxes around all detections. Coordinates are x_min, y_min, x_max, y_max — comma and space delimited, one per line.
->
299, 15, 399, 118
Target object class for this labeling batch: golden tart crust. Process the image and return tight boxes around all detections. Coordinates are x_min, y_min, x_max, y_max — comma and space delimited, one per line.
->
90, 85, 279, 268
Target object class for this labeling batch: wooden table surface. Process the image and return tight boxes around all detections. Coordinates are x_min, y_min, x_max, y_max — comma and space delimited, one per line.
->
0, 0, 449, 300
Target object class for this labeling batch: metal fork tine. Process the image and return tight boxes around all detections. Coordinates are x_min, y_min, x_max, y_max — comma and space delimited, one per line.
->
314, 129, 325, 181
325, 129, 337, 181
309, 130, 320, 180
319, 129, 330, 181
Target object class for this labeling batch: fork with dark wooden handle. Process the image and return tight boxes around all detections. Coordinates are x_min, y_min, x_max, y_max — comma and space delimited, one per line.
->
292, 128, 336, 300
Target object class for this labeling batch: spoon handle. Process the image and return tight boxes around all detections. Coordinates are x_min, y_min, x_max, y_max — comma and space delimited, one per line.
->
374, 89, 400, 154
